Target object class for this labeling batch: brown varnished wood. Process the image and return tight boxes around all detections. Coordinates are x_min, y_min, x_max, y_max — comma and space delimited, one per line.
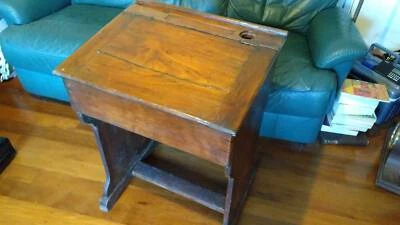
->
55, 1, 286, 134
223, 79, 269, 225
66, 80, 232, 166
1, 79, 400, 225
129, 1, 287, 50
0, 196, 125, 225
54, 2, 286, 225
101, 16, 250, 92
222, 50, 275, 129
133, 161, 226, 213
79, 115, 156, 212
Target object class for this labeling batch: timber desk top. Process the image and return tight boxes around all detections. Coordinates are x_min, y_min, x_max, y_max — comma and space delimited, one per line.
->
55, 1, 287, 165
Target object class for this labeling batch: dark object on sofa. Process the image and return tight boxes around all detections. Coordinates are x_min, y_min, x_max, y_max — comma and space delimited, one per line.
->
0, 0, 368, 144
0, 137, 16, 173
376, 123, 400, 195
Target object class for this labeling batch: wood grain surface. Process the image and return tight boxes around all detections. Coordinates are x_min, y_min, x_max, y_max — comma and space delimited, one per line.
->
55, 1, 286, 135
66, 80, 231, 166
55, 3, 286, 223
1, 78, 400, 225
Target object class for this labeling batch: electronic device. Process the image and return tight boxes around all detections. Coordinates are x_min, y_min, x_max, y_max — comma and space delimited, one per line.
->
374, 61, 400, 85
352, 43, 400, 124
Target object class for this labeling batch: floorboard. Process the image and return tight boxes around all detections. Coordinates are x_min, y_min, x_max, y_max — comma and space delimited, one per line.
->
1, 79, 399, 225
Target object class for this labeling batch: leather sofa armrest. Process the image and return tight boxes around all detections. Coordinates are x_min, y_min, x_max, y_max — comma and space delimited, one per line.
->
307, 8, 367, 70
0, 0, 70, 25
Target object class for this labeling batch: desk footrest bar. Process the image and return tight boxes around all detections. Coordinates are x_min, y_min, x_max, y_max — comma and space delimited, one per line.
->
133, 161, 225, 213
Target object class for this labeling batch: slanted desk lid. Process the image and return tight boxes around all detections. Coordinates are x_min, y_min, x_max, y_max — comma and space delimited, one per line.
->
55, 0, 287, 135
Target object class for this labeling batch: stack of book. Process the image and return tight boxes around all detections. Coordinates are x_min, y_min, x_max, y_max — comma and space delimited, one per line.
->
322, 79, 389, 136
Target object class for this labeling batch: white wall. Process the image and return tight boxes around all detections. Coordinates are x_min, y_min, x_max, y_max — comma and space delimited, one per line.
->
352, 0, 400, 50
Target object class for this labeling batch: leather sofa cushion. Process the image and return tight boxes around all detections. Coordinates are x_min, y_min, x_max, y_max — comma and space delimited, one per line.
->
227, 0, 338, 33
308, 8, 367, 69
72, 0, 228, 15
157, 0, 228, 15
0, 5, 122, 74
0, 0, 70, 25
72, 0, 132, 8
266, 32, 337, 118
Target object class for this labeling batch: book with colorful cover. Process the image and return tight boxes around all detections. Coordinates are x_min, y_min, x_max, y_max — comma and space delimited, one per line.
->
339, 79, 389, 107
322, 79, 388, 135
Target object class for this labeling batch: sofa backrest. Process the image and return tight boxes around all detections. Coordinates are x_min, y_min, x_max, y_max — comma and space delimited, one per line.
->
71, 0, 228, 15
158, 0, 228, 15
71, 0, 337, 32
72, 0, 132, 8
227, 0, 338, 33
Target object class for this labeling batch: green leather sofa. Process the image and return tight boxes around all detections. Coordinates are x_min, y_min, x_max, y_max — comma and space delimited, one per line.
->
0, 0, 367, 144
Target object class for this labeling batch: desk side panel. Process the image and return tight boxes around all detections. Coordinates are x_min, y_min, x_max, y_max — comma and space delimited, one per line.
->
66, 80, 231, 166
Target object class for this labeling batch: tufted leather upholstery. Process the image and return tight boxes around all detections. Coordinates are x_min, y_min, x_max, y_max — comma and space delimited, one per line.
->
72, 0, 228, 14
228, 0, 337, 33
72, 0, 132, 8
0, 0, 70, 25
308, 8, 367, 70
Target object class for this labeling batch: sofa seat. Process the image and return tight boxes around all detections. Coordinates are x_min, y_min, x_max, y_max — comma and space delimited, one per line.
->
0, 4, 122, 101
260, 32, 337, 143
1, 4, 122, 74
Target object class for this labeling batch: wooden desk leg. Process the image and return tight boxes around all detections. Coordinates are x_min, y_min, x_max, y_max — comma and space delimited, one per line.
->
80, 114, 156, 212
223, 107, 262, 225
223, 145, 257, 225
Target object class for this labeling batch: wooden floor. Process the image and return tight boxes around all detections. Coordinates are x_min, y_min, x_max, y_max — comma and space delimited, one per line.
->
0, 79, 399, 225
